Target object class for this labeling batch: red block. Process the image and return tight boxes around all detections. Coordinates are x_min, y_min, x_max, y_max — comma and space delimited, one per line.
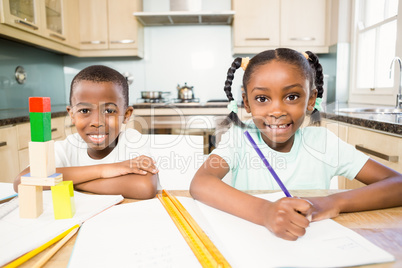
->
29, 97, 51, 113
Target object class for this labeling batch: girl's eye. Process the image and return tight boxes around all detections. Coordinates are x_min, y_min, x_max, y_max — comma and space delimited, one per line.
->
286, 94, 299, 101
256, 96, 268, 103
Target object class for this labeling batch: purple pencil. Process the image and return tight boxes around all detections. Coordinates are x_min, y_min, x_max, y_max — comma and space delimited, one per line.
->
244, 130, 292, 197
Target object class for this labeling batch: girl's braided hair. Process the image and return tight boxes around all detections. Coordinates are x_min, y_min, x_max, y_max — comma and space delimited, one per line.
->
222, 48, 324, 127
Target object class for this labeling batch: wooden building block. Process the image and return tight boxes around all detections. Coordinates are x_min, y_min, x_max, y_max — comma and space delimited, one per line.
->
51, 181, 76, 219
29, 140, 56, 178
18, 184, 43, 218
30, 112, 51, 142
29, 97, 51, 113
21, 173, 63, 186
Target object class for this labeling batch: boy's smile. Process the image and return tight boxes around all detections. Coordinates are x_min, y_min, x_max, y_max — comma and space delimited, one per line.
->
243, 60, 316, 152
67, 80, 133, 159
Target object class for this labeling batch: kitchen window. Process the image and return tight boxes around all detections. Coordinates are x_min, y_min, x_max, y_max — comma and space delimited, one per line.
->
349, 0, 400, 105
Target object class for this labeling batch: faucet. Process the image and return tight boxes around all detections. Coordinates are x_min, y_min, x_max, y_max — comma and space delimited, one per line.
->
389, 57, 402, 109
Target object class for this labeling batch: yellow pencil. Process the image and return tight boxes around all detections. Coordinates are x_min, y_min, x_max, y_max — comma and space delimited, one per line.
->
4, 224, 80, 268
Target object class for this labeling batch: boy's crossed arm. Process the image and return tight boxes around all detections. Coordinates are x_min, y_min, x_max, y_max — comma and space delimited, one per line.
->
14, 155, 159, 199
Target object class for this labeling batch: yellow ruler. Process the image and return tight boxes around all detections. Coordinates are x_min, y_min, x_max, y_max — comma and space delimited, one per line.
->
157, 190, 231, 268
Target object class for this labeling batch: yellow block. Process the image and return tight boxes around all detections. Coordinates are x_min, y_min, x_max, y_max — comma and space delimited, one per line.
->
51, 181, 76, 219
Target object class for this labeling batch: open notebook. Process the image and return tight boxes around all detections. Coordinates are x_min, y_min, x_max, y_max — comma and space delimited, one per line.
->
68, 192, 394, 267
0, 189, 123, 266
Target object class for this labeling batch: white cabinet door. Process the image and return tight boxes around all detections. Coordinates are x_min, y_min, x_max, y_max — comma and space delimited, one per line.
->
0, 126, 20, 183
281, 0, 327, 48
232, 0, 280, 52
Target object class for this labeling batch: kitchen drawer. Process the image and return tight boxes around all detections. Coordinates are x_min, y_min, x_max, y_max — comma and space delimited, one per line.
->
348, 127, 402, 173
0, 126, 20, 182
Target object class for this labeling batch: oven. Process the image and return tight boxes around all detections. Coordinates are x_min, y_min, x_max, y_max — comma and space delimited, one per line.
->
129, 103, 229, 154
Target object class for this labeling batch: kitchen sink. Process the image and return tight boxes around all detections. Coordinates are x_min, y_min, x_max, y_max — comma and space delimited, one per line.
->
337, 107, 402, 114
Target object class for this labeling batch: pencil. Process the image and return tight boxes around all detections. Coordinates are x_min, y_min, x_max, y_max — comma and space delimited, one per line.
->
3, 224, 80, 268
32, 225, 79, 268
244, 130, 292, 197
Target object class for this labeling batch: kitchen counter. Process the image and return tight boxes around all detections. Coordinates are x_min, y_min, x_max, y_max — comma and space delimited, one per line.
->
322, 102, 401, 136
0, 105, 68, 127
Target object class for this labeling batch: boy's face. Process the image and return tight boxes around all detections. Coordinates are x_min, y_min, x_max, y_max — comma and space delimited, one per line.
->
67, 80, 133, 159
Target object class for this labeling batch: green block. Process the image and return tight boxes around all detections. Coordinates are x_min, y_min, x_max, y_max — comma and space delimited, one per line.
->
30, 112, 51, 142
51, 181, 76, 220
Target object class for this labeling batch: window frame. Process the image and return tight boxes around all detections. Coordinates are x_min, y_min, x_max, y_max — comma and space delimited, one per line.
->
349, 0, 401, 105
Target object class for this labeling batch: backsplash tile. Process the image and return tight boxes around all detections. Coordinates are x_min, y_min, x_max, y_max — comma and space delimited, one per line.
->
0, 38, 66, 110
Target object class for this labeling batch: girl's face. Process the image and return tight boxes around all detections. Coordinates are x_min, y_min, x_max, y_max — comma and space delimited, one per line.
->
67, 80, 133, 159
243, 60, 316, 152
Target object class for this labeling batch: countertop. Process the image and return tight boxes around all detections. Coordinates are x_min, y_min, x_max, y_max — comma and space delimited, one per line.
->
322, 102, 401, 136
1, 102, 400, 136
0, 105, 68, 127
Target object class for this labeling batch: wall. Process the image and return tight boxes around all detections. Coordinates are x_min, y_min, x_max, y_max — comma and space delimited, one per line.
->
63, 25, 237, 105
1, 26, 337, 109
0, 38, 66, 110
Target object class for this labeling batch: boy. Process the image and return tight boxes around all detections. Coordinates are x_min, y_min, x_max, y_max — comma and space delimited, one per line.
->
14, 65, 159, 199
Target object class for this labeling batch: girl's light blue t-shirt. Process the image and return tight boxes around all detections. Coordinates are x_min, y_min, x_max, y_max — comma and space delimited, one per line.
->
211, 123, 369, 190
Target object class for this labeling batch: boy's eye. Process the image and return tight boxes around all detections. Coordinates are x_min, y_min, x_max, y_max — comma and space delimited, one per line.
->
256, 96, 268, 103
104, 108, 117, 114
79, 108, 90, 114
286, 94, 299, 101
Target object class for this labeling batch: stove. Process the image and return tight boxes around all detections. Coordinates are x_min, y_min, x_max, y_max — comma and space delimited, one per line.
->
136, 98, 169, 104
171, 98, 200, 103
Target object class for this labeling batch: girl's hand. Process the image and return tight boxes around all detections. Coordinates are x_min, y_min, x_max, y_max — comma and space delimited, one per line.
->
100, 155, 159, 178
262, 197, 313, 241
304, 196, 340, 222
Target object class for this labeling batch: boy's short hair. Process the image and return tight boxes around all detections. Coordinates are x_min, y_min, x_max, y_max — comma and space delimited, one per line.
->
70, 65, 129, 107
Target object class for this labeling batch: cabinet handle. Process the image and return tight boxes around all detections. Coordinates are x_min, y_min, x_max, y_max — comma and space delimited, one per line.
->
80, 41, 106, 45
245, 38, 270, 41
289, 37, 316, 41
14, 19, 38, 30
51, 128, 58, 132
0, 141, 6, 147
49, 33, 66, 41
110, 40, 135, 44
355, 145, 399, 163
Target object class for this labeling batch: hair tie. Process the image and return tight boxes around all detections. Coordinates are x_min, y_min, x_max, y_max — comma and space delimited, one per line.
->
241, 57, 250, 71
302, 52, 309, 60
227, 100, 238, 114
314, 98, 323, 111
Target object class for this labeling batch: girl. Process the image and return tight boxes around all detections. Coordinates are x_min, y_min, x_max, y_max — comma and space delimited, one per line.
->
190, 48, 402, 241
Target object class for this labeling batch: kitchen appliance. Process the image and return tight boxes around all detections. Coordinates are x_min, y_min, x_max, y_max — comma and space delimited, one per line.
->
177, 83, 195, 100
137, 91, 170, 104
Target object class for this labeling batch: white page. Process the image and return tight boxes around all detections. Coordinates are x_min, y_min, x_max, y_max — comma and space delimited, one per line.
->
0, 191, 123, 266
68, 193, 395, 268
68, 199, 201, 268
190, 192, 395, 267
0, 182, 17, 201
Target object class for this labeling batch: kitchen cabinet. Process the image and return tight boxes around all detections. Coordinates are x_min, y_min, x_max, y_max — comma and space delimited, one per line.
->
0, 126, 19, 183
79, 0, 144, 57
322, 119, 402, 189
0, 0, 80, 53
232, 0, 329, 54
232, 0, 280, 51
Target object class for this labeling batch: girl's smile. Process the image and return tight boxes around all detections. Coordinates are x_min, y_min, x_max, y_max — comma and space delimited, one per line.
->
243, 60, 316, 152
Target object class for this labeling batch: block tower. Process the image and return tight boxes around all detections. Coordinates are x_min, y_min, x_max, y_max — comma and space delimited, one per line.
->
19, 97, 75, 219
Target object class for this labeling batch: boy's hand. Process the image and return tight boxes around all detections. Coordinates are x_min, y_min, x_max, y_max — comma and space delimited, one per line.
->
100, 155, 159, 178
304, 196, 340, 222
262, 197, 313, 241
